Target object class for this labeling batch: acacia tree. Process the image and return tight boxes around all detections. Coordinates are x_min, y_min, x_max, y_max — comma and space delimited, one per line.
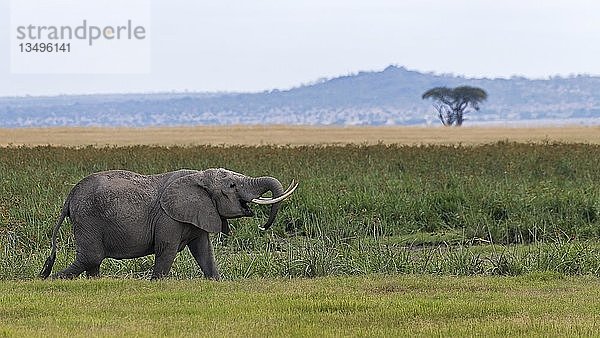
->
422, 86, 488, 126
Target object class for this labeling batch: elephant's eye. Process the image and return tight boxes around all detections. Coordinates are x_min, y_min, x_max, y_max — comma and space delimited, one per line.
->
229, 183, 236, 188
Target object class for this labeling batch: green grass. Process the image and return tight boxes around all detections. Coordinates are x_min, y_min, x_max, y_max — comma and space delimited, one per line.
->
1, 275, 600, 336
2, 143, 600, 335
1, 143, 600, 279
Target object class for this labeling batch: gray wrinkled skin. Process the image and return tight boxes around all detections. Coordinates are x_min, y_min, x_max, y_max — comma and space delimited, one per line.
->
39, 168, 284, 280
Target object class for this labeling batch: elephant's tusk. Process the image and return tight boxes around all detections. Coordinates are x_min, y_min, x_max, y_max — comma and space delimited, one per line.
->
252, 181, 298, 205
257, 179, 296, 200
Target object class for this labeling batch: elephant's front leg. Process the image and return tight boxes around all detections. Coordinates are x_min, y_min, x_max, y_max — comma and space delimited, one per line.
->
151, 241, 179, 279
188, 231, 220, 280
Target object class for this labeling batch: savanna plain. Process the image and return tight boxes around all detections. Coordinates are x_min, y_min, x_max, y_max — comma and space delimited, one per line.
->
1, 126, 600, 336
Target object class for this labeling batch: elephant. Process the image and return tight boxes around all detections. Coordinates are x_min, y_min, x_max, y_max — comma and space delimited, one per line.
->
39, 168, 298, 280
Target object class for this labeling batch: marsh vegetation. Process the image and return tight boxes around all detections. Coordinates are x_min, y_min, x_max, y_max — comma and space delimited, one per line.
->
1, 143, 599, 279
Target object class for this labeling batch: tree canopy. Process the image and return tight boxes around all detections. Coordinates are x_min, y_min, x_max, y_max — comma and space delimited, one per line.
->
422, 86, 488, 126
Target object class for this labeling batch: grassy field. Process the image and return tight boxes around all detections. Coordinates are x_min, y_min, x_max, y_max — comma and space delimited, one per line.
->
2, 275, 600, 336
1, 131, 600, 336
1, 125, 599, 146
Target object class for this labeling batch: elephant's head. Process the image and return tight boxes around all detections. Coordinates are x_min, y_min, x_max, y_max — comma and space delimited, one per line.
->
160, 168, 297, 233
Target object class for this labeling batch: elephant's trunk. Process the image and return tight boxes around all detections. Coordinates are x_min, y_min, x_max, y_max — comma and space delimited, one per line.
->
249, 177, 284, 230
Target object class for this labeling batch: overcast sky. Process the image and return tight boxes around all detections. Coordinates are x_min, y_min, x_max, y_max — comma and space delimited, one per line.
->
2, 0, 600, 96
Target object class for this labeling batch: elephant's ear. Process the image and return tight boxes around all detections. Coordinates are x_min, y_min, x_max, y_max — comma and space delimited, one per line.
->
160, 174, 221, 233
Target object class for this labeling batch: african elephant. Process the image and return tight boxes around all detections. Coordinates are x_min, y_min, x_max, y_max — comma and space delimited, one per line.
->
39, 168, 297, 280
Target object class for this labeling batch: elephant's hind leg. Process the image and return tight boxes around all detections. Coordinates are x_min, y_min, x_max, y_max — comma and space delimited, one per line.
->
52, 252, 104, 279
53, 221, 105, 279
52, 259, 87, 279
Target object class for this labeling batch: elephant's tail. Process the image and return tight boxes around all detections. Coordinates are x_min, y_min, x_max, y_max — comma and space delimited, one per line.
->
39, 197, 70, 279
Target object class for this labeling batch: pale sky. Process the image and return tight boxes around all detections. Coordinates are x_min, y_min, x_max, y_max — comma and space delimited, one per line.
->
1, 0, 600, 96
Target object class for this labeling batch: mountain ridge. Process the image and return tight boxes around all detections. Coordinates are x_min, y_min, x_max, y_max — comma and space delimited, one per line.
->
1, 66, 599, 127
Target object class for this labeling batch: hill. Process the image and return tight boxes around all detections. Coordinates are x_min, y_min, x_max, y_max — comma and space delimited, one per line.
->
1, 66, 599, 127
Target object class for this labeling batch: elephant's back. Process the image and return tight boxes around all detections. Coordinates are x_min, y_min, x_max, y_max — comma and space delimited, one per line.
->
69, 170, 160, 221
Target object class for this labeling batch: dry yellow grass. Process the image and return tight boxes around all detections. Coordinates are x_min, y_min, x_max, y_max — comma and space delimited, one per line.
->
0, 125, 599, 146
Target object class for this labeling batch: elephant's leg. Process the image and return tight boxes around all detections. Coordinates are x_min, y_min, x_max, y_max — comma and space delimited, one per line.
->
54, 221, 105, 279
151, 241, 178, 279
53, 251, 104, 279
85, 264, 101, 278
188, 231, 220, 280
52, 258, 86, 279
